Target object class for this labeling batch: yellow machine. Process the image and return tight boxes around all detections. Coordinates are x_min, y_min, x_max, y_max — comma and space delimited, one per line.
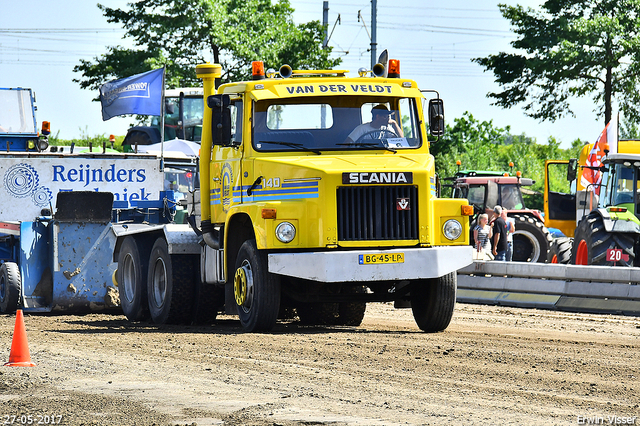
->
545, 140, 640, 265
193, 59, 472, 332
113, 59, 473, 333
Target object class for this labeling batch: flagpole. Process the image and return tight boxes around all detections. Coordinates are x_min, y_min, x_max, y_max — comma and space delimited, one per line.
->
160, 65, 166, 172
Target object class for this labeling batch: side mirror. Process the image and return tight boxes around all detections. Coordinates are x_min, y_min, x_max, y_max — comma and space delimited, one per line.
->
428, 98, 445, 137
567, 158, 577, 182
207, 94, 232, 146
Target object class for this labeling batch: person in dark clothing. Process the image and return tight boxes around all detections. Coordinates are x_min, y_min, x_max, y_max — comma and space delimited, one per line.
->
491, 205, 508, 261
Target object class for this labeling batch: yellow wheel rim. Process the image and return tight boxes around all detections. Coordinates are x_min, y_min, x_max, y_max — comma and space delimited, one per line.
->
234, 268, 247, 306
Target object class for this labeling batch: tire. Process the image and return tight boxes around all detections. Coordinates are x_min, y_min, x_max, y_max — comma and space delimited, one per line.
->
192, 281, 224, 325
336, 286, 367, 326
410, 272, 456, 333
233, 240, 280, 332
511, 214, 552, 263
147, 238, 195, 324
117, 237, 149, 321
0, 263, 21, 314
547, 237, 573, 264
571, 211, 635, 266
297, 303, 339, 326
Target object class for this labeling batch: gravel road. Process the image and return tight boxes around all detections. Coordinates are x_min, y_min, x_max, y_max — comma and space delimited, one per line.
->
1, 302, 638, 426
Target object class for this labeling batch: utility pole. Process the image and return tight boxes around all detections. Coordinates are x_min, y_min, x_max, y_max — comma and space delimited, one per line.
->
323, 1, 329, 49
371, 0, 377, 69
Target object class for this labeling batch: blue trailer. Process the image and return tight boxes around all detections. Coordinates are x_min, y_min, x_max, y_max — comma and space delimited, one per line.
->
0, 188, 192, 314
0, 87, 201, 314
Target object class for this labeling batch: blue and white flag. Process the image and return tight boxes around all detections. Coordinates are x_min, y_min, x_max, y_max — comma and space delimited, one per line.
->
100, 68, 164, 121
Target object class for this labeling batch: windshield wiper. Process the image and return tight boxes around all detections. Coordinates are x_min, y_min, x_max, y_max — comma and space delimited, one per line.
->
258, 140, 321, 155
336, 141, 397, 153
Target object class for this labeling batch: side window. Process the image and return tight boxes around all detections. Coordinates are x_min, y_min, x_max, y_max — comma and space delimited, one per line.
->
467, 186, 485, 206
230, 100, 243, 143
398, 98, 415, 138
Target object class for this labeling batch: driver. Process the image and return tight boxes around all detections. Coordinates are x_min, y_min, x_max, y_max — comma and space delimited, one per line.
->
345, 104, 404, 144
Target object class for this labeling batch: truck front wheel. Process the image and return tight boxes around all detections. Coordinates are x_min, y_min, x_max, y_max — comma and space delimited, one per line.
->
410, 272, 456, 332
0, 262, 21, 314
117, 237, 149, 321
233, 240, 280, 332
147, 238, 195, 324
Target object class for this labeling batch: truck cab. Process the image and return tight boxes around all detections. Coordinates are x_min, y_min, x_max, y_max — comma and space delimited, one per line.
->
0, 88, 49, 152
194, 61, 473, 332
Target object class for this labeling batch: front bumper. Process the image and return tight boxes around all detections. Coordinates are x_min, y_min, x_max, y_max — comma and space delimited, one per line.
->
268, 245, 473, 283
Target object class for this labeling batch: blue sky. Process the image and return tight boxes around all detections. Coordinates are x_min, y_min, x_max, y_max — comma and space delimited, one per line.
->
2, 0, 606, 148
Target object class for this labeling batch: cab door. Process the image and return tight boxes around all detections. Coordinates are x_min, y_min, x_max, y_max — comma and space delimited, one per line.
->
211, 97, 244, 224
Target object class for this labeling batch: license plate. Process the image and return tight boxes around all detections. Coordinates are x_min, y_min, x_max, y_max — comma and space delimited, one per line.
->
358, 253, 405, 265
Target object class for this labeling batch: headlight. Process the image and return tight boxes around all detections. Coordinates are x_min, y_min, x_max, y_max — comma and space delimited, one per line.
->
443, 219, 462, 240
275, 221, 296, 243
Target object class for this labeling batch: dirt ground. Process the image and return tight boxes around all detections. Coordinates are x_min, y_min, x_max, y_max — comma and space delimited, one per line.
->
0, 302, 639, 426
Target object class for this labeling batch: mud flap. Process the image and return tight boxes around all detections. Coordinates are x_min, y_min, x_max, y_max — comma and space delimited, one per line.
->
55, 191, 113, 223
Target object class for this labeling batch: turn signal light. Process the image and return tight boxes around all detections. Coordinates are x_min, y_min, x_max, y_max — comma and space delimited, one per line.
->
388, 59, 400, 78
252, 61, 265, 80
461, 205, 474, 216
516, 171, 522, 177
261, 208, 277, 219
610, 207, 627, 212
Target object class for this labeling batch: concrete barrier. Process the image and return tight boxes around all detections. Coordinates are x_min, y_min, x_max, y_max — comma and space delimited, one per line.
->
457, 261, 640, 316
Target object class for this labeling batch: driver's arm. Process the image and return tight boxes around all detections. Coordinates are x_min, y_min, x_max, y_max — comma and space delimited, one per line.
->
388, 117, 404, 137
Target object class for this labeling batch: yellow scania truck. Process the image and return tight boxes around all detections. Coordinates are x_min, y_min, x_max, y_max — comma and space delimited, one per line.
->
114, 59, 473, 333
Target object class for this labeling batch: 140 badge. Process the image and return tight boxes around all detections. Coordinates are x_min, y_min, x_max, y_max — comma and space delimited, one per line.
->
359, 253, 405, 265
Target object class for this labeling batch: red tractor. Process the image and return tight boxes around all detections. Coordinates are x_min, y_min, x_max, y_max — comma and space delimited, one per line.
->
446, 170, 552, 262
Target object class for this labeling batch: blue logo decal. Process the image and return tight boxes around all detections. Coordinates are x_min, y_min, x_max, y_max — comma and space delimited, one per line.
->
4, 163, 52, 207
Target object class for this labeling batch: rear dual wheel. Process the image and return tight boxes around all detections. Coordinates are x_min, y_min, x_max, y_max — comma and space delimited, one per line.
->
117, 237, 149, 321
147, 238, 195, 324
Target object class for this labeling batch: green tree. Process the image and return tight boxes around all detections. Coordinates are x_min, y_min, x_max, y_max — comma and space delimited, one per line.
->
73, 0, 340, 92
474, 0, 640, 126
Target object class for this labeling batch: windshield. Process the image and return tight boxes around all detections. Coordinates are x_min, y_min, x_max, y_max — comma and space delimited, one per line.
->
148, 96, 204, 141
499, 184, 525, 210
164, 165, 197, 201
608, 163, 637, 208
0, 89, 37, 134
252, 96, 422, 152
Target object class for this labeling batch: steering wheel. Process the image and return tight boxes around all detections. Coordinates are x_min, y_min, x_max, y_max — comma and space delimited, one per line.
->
354, 129, 399, 144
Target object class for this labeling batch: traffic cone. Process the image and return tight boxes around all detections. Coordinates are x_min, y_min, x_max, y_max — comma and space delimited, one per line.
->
4, 309, 36, 367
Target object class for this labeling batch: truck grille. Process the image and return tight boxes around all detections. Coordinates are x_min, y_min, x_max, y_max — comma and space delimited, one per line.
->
337, 186, 419, 241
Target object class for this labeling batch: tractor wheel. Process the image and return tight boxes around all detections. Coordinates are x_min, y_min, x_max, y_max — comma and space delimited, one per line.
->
547, 237, 573, 264
0, 262, 21, 314
233, 240, 280, 332
511, 214, 552, 263
410, 272, 456, 333
571, 211, 635, 266
117, 236, 150, 321
147, 238, 195, 324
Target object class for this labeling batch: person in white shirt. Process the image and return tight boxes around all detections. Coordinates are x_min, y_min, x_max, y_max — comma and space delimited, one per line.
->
345, 104, 404, 144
